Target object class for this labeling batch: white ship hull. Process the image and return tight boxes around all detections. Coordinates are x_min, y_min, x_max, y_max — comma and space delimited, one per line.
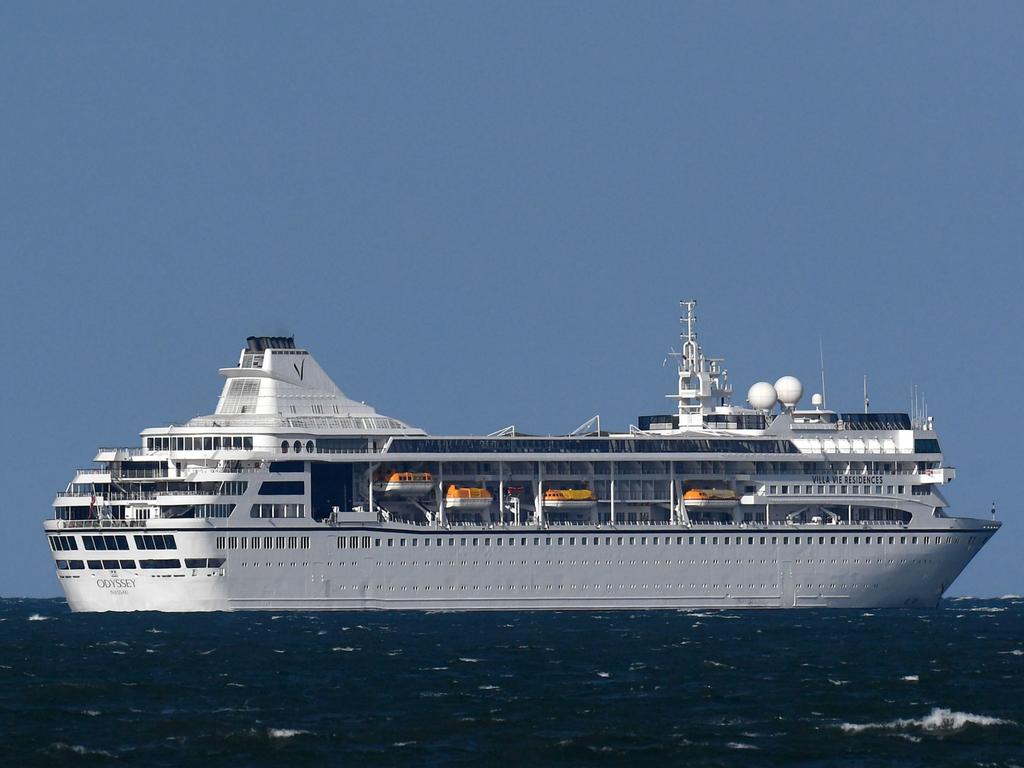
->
48, 520, 997, 612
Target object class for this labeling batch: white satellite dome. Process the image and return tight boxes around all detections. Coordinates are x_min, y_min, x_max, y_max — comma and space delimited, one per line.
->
811, 393, 824, 409
747, 381, 778, 411
774, 376, 803, 408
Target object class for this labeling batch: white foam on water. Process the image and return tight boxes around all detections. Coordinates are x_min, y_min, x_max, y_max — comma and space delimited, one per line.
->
458, 657, 480, 663
828, 679, 850, 686
840, 707, 1016, 734
27, 614, 49, 621
998, 650, 1024, 656
392, 741, 417, 747
80, 710, 101, 717
596, 671, 611, 678
998, 595, 1022, 600
901, 675, 919, 682
726, 742, 759, 750
268, 728, 309, 738
50, 743, 114, 757
332, 646, 357, 652
478, 685, 500, 690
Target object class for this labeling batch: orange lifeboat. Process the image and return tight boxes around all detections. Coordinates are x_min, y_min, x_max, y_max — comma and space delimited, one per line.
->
543, 488, 596, 508
445, 486, 493, 510
374, 471, 433, 497
682, 488, 738, 509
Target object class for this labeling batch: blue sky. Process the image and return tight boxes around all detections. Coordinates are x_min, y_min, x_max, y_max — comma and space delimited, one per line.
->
1, 2, 1021, 598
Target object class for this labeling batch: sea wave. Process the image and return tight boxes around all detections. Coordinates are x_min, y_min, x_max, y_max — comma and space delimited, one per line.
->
840, 708, 1016, 734
267, 728, 309, 739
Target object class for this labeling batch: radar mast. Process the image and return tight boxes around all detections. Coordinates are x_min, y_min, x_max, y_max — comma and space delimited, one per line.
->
667, 299, 732, 427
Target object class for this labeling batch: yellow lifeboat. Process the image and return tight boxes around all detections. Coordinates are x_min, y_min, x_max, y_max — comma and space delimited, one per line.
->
682, 488, 738, 509
445, 485, 493, 510
374, 471, 433, 497
543, 488, 596, 508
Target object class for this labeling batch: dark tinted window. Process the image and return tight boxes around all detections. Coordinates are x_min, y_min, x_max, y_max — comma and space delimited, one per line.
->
259, 481, 305, 495
269, 461, 304, 473
140, 559, 181, 569
840, 413, 912, 430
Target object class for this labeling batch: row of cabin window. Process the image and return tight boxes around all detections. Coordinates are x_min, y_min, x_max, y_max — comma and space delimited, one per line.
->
135, 534, 177, 550
281, 440, 316, 454
55, 559, 184, 570
52, 534, 177, 552
192, 504, 235, 518
218, 535, 310, 550
250, 503, 305, 518
84, 535, 129, 551
767, 484, 907, 495
147, 436, 253, 451
334, 533, 965, 548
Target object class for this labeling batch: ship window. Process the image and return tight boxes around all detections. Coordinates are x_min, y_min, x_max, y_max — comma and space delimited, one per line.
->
281, 441, 289, 453
140, 559, 181, 569
817, 486, 824, 494
305, 441, 315, 453
293, 441, 302, 454
87, 560, 102, 568
259, 481, 304, 496
102, 559, 120, 569
244, 437, 253, 450
55, 560, 69, 570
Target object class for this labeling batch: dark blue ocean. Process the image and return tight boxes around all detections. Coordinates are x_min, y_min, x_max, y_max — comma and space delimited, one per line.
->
1, 598, 1022, 767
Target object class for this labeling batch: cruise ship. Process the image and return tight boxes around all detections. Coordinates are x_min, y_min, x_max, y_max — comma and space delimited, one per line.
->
45, 301, 999, 611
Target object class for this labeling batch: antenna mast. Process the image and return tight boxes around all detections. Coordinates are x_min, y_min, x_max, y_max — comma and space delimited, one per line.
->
667, 299, 732, 427
818, 335, 827, 410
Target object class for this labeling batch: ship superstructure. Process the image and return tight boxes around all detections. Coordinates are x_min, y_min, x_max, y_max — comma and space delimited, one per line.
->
45, 304, 999, 611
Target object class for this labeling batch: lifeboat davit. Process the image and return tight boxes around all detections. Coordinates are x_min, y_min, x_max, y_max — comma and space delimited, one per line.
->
445, 486, 493, 510
374, 471, 433, 497
543, 488, 596, 508
683, 488, 738, 509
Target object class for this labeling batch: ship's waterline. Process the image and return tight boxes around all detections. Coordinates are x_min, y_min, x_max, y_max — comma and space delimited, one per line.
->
45, 302, 999, 611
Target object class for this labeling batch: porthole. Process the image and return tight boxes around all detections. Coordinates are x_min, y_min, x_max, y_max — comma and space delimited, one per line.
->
280, 440, 289, 454
293, 440, 302, 454
305, 440, 314, 453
